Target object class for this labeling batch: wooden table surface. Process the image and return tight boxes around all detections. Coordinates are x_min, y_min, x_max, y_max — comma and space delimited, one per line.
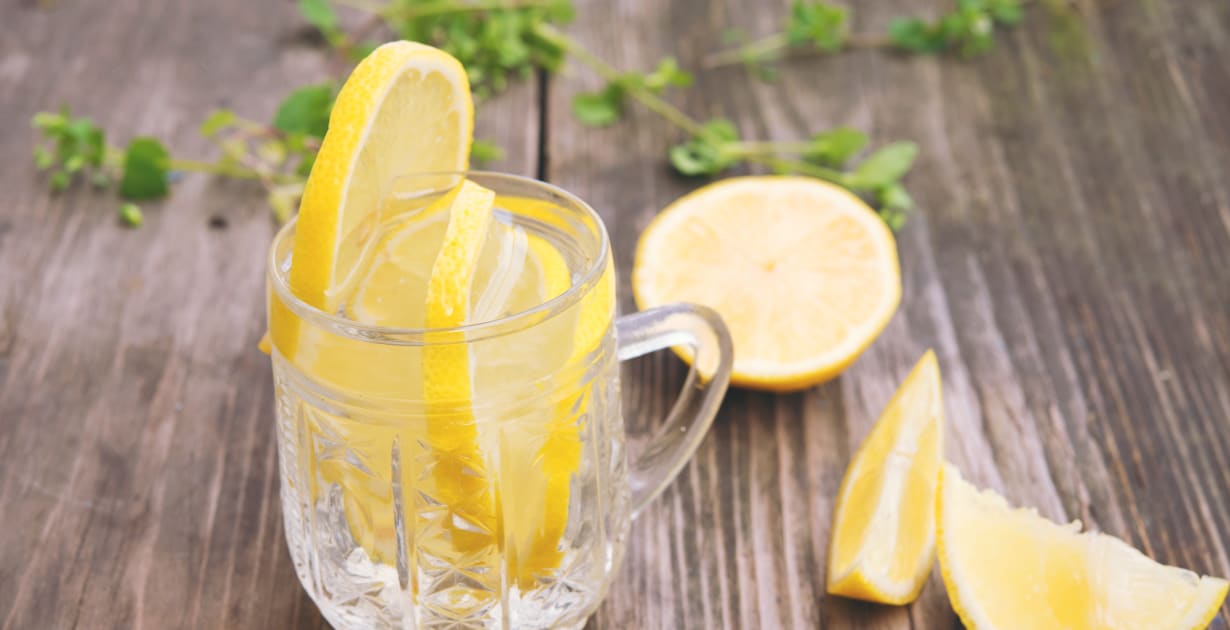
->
4, 0, 1230, 628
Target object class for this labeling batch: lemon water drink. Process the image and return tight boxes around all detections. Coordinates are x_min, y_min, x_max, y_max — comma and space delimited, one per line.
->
267, 41, 732, 629
270, 173, 626, 629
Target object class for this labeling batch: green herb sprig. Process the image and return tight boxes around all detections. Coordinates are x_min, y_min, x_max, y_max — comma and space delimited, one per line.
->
31, 0, 924, 230
532, 24, 918, 227
705, 0, 1026, 72
330, 0, 576, 98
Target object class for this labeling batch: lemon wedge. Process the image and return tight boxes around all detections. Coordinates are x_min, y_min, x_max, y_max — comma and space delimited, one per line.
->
938, 463, 1229, 629
632, 176, 900, 391
827, 350, 943, 604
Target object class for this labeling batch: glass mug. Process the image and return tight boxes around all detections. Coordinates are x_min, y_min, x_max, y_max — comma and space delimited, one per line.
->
267, 172, 733, 629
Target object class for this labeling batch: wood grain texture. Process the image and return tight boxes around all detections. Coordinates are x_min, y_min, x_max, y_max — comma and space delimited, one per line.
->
1, 0, 1228, 627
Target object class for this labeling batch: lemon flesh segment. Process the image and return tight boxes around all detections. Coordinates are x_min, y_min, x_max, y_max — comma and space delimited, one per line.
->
827, 350, 943, 604
632, 176, 900, 392
289, 40, 472, 314
938, 463, 1229, 630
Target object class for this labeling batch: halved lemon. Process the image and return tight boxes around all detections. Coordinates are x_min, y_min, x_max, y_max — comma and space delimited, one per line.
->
827, 350, 943, 604
632, 176, 900, 391
938, 463, 1229, 629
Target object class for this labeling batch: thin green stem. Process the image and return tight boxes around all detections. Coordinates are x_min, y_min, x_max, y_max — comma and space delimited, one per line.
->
703, 33, 788, 69
532, 23, 709, 138
722, 140, 816, 156
168, 158, 262, 180
704, 31, 893, 69
168, 157, 303, 185
742, 154, 848, 186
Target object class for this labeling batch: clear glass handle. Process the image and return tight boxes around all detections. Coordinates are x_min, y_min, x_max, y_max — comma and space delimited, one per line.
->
616, 303, 733, 517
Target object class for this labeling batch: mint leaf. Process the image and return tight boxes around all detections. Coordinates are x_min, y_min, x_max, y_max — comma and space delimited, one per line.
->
880, 206, 907, 231
273, 84, 334, 138
298, 0, 343, 46
847, 142, 918, 190
119, 202, 143, 227
805, 127, 867, 167
942, 7, 994, 57
889, 18, 946, 53
643, 58, 693, 92
470, 139, 505, 165
572, 85, 624, 127
33, 146, 53, 170
199, 109, 236, 138
295, 150, 317, 177
785, 1, 848, 51
878, 183, 914, 211
669, 118, 740, 177
32, 111, 66, 132
985, 0, 1024, 24
349, 41, 379, 61
64, 154, 85, 173
119, 137, 170, 199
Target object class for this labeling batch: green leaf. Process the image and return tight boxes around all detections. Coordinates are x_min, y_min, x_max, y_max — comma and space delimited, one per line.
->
571, 85, 624, 127
199, 109, 236, 138
785, 1, 848, 51
888, 18, 946, 54
84, 126, 105, 166
847, 142, 918, 190
470, 139, 505, 165
705, 120, 739, 143
32, 111, 66, 132
119, 137, 171, 200
804, 127, 867, 167
880, 206, 907, 231
295, 151, 317, 178
349, 41, 379, 61
985, 0, 1024, 24
64, 154, 85, 174
273, 84, 335, 138
297, 0, 338, 34
642, 58, 694, 93
878, 183, 914, 211
669, 119, 740, 177
119, 203, 144, 228
34, 146, 54, 170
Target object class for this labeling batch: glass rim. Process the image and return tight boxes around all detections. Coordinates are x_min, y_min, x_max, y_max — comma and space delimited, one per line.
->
267, 170, 610, 344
